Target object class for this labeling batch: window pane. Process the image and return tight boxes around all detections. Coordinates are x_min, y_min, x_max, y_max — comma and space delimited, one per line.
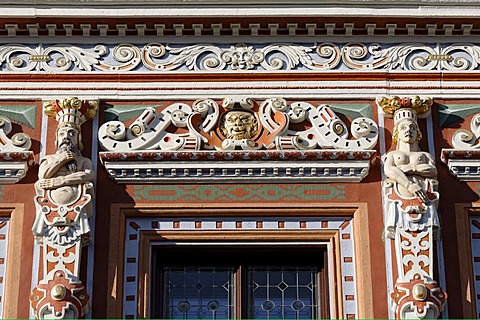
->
248, 267, 318, 319
163, 267, 235, 319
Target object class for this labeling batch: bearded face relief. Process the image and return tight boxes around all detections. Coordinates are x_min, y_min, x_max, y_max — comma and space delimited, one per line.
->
56, 124, 80, 172
221, 110, 258, 140
57, 125, 79, 152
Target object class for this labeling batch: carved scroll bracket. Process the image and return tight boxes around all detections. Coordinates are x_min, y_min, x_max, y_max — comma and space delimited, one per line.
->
442, 112, 480, 181
0, 115, 34, 184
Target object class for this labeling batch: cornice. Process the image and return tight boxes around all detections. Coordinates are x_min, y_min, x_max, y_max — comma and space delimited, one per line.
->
2, 4, 480, 18
99, 150, 377, 183
5, 0, 480, 5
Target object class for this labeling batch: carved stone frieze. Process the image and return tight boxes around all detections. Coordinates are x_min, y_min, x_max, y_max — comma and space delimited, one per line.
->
30, 97, 97, 319
441, 112, 480, 181
98, 97, 378, 183
380, 97, 447, 319
3, 42, 480, 73
0, 115, 34, 183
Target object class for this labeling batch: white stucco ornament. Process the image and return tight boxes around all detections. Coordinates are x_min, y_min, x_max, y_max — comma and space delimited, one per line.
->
98, 97, 379, 183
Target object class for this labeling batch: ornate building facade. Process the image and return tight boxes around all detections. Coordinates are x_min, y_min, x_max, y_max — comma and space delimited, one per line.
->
0, 0, 480, 318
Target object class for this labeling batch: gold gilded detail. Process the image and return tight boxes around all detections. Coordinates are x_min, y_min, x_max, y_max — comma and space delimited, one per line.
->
51, 284, 66, 301
220, 110, 258, 140
44, 97, 98, 122
426, 54, 453, 62
28, 55, 51, 62
412, 283, 427, 301
130, 124, 144, 137
377, 95, 433, 117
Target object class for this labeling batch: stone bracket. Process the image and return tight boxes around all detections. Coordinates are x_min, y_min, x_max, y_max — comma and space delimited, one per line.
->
441, 149, 480, 181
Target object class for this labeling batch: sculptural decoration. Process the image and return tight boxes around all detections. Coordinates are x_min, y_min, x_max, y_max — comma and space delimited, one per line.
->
379, 96, 446, 319
30, 97, 98, 319
220, 110, 258, 140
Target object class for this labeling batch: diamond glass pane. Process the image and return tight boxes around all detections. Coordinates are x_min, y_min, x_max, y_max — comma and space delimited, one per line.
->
163, 267, 235, 319
248, 267, 318, 319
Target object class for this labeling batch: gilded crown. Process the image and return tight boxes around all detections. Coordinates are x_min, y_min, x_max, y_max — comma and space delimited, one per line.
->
376, 95, 433, 118
44, 97, 98, 128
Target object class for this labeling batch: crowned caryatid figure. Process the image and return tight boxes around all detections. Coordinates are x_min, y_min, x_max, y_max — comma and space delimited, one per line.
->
30, 97, 97, 319
383, 108, 440, 238
379, 96, 446, 320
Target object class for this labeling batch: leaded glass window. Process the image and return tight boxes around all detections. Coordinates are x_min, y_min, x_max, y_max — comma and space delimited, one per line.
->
163, 267, 235, 319
248, 267, 319, 319
151, 246, 328, 319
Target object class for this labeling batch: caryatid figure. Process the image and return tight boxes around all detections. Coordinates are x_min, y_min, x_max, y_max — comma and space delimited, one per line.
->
381, 100, 446, 320
30, 98, 97, 319
383, 108, 440, 238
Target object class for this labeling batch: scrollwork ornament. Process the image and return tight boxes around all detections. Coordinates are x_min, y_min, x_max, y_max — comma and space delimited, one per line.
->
166, 44, 225, 71
260, 43, 316, 70
99, 98, 379, 152
0, 115, 32, 151
451, 113, 480, 149
191, 98, 220, 133
97, 44, 141, 71
0, 44, 108, 72
314, 43, 342, 69
142, 43, 168, 70
104, 121, 127, 140
342, 43, 373, 70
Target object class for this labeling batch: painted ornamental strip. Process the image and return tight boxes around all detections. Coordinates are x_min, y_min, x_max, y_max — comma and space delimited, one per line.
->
2, 42, 480, 73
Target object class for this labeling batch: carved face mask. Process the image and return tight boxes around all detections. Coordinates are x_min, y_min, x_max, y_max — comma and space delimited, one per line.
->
221, 110, 258, 140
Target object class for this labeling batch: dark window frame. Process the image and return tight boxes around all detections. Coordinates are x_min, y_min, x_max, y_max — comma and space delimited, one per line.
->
151, 245, 330, 319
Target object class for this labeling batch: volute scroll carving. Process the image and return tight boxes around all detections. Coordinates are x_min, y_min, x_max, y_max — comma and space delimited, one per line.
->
98, 97, 379, 183
0, 115, 34, 184
99, 97, 379, 152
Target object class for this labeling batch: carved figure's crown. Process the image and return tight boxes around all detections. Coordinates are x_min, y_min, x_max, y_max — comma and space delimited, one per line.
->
44, 97, 98, 128
377, 95, 433, 118
394, 108, 417, 125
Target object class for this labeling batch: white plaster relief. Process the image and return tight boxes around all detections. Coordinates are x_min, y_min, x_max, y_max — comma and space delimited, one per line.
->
2, 42, 480, 72
442, 113, 480, 181
0, 116, 34, 184
98, 98, 378, 183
